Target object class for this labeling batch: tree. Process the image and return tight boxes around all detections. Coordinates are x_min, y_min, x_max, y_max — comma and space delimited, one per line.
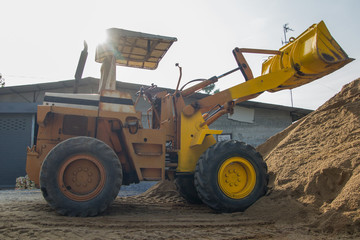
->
201, 83, 220, 95
0, 73, 5, 88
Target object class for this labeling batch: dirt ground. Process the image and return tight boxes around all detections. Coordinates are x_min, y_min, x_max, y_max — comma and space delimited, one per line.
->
0, 186, 356, 240
1, 78, 359, 240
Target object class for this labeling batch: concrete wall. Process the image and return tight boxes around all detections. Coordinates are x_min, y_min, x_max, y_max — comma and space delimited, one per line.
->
210, 108, 292, 147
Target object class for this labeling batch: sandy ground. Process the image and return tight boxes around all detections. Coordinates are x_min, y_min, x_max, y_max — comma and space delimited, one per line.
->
0, 187, 357, 240
1, 79, 359, 240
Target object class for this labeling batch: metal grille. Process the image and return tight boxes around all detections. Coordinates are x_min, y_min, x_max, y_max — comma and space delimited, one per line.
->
0, 114, 33, 188
0, 118, 26, 131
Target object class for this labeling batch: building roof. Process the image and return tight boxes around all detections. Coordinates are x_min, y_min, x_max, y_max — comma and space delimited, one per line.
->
0, 77, 312, 121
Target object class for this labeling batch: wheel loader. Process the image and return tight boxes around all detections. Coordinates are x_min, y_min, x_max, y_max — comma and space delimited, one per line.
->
26, 21, 353, 216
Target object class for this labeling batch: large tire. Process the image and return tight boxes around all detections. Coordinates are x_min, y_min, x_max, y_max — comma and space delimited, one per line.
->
175, 175, 202, 204
194, 140, 268, 212
40, 136, 122, 217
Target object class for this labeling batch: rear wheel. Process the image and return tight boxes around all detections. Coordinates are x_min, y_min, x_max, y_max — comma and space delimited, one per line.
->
40, 136, 122, 217
194, 140, 268, 212
175, 175, 202, 204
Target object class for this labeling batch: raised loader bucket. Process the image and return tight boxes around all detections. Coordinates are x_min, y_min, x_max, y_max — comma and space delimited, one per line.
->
262, 21, 354, 92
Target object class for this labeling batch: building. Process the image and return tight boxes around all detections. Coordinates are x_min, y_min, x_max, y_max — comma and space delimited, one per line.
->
0, 77, 311, 188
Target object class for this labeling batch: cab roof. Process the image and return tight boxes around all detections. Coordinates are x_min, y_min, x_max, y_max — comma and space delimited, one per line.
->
95, 28, 177, 70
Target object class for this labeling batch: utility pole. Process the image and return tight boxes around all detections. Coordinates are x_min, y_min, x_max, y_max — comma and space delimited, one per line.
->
282, 23, 294, 107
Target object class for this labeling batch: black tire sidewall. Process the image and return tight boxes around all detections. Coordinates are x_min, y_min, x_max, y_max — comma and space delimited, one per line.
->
175, 175, 202, 204
40, 136, 122, 216
195, 140, 267, 212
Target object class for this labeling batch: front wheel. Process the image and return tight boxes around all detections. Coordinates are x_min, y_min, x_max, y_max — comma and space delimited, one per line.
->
40, 136, 122, 217
194, 140, 268, 212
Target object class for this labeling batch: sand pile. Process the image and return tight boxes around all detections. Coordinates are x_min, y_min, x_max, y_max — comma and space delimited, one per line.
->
126, 180, 186, 205
256, 78, 360, 233
132, 78, 360, 234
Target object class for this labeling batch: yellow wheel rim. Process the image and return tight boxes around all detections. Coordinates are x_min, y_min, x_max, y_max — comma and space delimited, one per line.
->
218, 157, 256, 199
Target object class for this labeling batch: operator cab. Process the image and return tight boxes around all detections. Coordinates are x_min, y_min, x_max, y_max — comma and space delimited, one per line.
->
42, 29, 177, 114
95, 28, 177, 93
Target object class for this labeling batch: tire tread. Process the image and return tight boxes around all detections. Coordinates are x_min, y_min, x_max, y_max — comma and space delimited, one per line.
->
194, 140, 268, 212
40, 136, 122, 217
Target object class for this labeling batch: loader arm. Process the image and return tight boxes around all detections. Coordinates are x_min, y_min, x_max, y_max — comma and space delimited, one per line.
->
182, 20, 353, 118
177, 20, 353, 173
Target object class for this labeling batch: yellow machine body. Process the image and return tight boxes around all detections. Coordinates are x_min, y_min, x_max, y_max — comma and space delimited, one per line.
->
178, 21, 353, 172
177, 111, 222, 172
25, 21, 353, 216
262, 20, 353, 92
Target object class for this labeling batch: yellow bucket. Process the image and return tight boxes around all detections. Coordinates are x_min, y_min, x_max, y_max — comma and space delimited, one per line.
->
262, 21, 353, 92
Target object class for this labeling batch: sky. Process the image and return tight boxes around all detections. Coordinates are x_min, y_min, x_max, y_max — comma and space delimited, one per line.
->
1, 0, 359, 110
